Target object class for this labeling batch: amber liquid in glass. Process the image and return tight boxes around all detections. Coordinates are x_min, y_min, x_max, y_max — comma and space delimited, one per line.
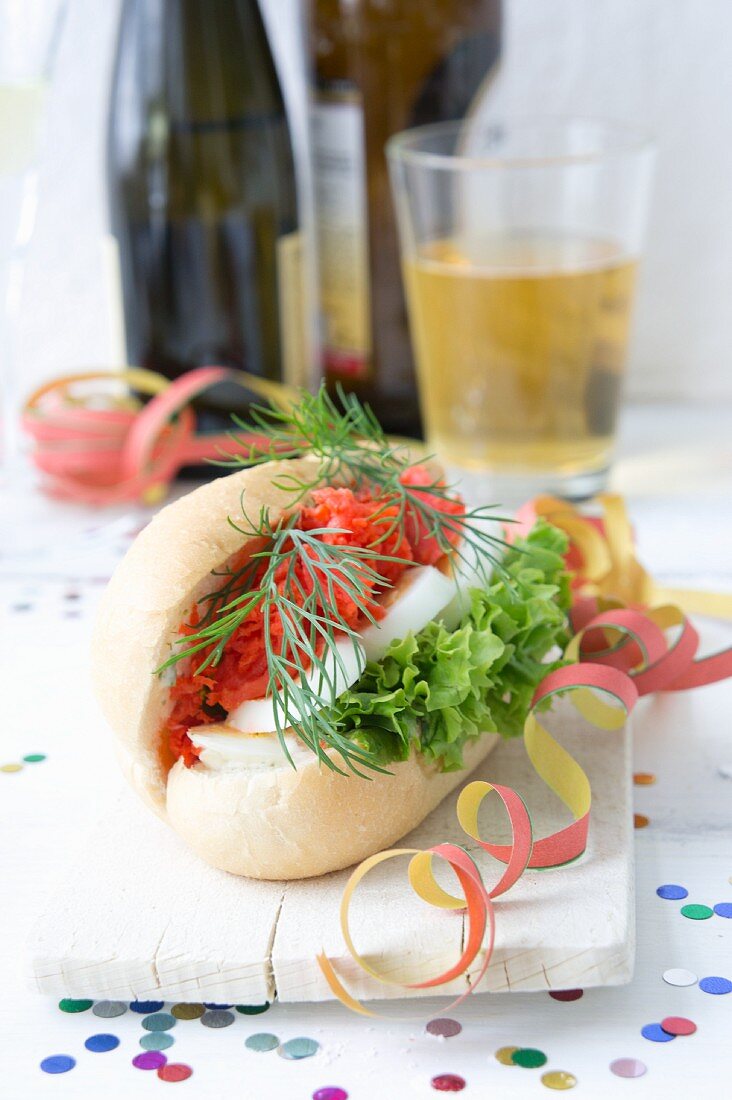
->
404, 232, 637, 474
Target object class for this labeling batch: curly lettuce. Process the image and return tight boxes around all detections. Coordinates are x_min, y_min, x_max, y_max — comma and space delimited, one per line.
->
331, 520, 571, 770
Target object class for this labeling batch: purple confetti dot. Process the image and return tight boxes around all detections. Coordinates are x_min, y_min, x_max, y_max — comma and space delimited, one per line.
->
699, 975, 732, 995
313, 1090, 348, 1100
426, 1018, 462, 1038
40, 1055, 75, 1074
656, 884, 688, 900
641, 1023, 676, 1043
133, 1051, 168, 1070
713, 902, 732, 918
610, 1058, 647, 1078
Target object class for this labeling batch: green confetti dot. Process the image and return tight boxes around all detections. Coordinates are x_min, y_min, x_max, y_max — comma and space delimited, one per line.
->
512, 1048, 548, 1069
245, 1033, 280, 1052
58, 998, 93, 1014
23, 753, 46, 763
680, 904, 714, 920
140, 1032, 175, 1051
236, 1003, 270, 1015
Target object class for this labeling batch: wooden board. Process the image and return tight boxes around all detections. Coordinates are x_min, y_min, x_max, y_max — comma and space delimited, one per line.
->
25, 703, 634, 1004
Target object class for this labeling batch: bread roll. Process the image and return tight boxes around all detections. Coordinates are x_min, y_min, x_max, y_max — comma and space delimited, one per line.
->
92, 457, 498, 879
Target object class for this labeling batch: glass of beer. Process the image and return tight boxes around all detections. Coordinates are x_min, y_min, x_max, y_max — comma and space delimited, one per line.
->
387, 118, 655, 499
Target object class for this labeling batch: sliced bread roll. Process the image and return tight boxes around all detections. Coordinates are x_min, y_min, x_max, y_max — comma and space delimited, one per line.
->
92, 456, 498, 880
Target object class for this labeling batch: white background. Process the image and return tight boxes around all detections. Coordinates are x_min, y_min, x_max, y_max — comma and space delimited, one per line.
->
17, 0, 732, 405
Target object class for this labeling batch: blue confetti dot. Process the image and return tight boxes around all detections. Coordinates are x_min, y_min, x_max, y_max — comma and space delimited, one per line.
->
84, 1033, 120, 1053
40, 1055, 76, 1074
130, 1000, 164, 1013
641, 1023, 676, 1043
699, 975, 732, 995
656, 884, 688, 900
204, 1002, 232, 1009
713, 902, 732, 919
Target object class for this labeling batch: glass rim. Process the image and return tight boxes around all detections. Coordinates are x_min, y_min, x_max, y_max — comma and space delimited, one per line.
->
386, 115, 656, 171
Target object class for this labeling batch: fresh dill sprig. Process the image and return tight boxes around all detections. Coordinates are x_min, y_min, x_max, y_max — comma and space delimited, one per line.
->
157, 384, 514, 775
222, 383, 514, 584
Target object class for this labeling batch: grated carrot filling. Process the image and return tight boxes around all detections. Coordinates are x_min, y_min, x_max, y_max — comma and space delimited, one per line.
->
167, 467, 463, 765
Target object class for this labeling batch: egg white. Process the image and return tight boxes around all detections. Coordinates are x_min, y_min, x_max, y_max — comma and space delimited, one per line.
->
189, 562, 470, 770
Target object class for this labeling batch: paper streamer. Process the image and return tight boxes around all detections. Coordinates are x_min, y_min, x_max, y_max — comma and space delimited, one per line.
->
317, 494, 732, 1013
21, 367, 297, 505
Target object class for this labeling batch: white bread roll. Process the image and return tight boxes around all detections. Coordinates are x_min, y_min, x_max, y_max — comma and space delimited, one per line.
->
92, 456, 499, 880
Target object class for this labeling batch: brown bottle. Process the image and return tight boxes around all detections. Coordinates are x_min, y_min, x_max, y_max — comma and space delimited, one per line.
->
309, 0, 502, 438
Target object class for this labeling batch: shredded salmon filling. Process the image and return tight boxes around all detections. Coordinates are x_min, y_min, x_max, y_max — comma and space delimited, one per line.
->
167, 467, 463, 765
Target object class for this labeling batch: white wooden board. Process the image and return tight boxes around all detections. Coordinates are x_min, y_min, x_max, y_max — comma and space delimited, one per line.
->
25, 703, 633, 1004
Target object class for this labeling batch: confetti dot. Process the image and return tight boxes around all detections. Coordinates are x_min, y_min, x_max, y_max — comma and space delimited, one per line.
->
0, 763, 22, 773
656, 884, 688, 900
59, 998, 93, 1013
431, 1074, 466, 1092
641, 1023, 675, 1043
663, 968, 698, 987
201, 1009, 235, 1028
171, 1002, 205, 1020
549, 989, 583, 1002
495, 1046, 519, 1065
279, 1037, 320, 1060
158, 1063, 193, 1083
143, 1012, 177, 1032
541, 1070, 577, 1090
426, 1018, 462, 1038
699, 975, 732, 995
203, 1002, 232, 1009
236, 1002, 270, 1015
84, 1033, 120, 1053
23, 753, 46, 763
141, 1032, 175, 1051
633, 772, 656, 785
246, 1033, 280, 1052
610, 1058, 647, 1078
680, 904, 713, 920
512, 1049, 548, 1068
40, 1055, 75, 1074
93, 1000, 127, 1018
130, 1000, 165, 1013
634, 814, 650, 829
713, 902, 732, 918
660, 1016, 696, 1036
313, 1089, 348, 1100
133, 1051, 168, 1070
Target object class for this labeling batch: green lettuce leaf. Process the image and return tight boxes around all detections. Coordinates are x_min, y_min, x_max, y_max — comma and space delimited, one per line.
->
330, 520, 571, 771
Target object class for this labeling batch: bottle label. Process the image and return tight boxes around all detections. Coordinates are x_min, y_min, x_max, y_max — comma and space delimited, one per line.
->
277, 229, 309, 390
311, 90, 371, 380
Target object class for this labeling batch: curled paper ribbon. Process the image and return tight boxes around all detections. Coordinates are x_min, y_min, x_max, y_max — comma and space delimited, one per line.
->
317, 495, 732, 1013
22, 366, 297, 505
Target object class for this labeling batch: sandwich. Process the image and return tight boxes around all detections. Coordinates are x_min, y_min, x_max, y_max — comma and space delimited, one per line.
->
92, 389, 569, 879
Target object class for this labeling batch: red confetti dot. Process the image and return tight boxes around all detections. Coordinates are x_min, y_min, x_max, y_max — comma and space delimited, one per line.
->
431, 1074, 466, 1092
158, 1063, 193, 1082
661, 1016, 697, 1036
549, 988, 584, 1002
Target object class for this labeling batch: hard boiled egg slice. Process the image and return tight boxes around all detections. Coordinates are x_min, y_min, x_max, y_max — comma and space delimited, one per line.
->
360, 564, 457, 661
188, 724, 311, 772
227, 638, 366, 734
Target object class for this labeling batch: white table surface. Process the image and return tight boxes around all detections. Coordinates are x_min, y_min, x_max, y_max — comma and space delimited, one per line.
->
1, 401, 731, 1098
